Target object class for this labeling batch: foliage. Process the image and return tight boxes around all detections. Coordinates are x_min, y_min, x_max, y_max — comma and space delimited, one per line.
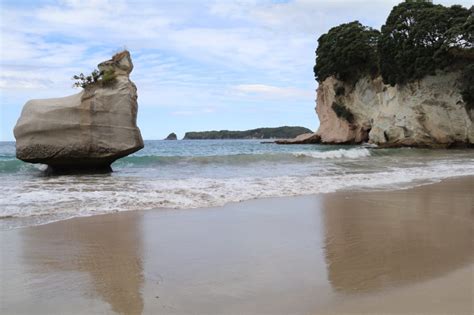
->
73, 69, 116, 89
72, 70, 100, 88
378, 1, 472, 86
461, 64, 474, 111
315, 1, 473, 108
183, 126, 312, 140
314, 21, 380, 83
331, 102, 354, 123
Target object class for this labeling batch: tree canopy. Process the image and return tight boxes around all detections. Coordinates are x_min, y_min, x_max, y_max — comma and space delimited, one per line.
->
378, 1, 473, 86
313, 2, 473, 106
313, 21, 380, 83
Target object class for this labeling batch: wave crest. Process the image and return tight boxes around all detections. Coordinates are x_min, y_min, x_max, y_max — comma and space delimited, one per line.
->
293, 148, 371, 159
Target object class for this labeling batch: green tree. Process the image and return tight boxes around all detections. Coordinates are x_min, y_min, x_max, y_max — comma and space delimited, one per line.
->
378, 1, 472, 86
314, 21, 380, 83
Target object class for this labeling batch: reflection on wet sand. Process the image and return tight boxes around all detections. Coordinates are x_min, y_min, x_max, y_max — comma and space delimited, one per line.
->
21, 213, 144, 315
1, 177, 471, 314
322, 181, 473, 293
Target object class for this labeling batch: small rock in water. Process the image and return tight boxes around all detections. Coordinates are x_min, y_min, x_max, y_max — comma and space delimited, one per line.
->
164, 133, 177, 140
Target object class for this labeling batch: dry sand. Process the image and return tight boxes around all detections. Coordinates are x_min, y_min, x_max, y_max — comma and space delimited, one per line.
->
1, 177, 473, 314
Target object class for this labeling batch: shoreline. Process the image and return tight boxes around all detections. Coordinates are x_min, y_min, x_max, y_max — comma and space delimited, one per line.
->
2, 174, 474, 231
1, 176, 472, 314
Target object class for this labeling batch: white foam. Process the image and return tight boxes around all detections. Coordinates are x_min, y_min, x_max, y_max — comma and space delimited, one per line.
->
1, 158, 473, 229
293, 148, 371, 159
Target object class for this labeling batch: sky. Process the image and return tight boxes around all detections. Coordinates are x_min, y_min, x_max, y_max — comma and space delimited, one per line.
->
0, 0, 471, 140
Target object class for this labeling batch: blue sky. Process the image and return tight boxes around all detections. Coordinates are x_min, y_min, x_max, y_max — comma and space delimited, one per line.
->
1, 0, 471, 140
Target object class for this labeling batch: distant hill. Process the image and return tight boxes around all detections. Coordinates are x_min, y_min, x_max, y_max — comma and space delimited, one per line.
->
183, 126, 312, 140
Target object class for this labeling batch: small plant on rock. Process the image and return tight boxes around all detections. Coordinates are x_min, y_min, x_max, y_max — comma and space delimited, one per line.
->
72, 69, 116, 89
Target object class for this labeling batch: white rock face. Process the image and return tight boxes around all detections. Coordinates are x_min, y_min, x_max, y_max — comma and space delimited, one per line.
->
14, 51, 144, 172
315, 72, 473, 147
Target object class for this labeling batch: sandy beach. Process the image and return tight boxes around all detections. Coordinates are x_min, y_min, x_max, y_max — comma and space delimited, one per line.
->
1, 176, 473, 315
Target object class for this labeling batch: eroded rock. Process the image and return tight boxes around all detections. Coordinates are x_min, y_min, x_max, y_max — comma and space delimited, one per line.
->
14, 51, 144, 173
315, 72, 473, 147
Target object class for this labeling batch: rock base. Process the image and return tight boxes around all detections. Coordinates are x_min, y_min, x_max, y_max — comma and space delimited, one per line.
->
275, 133, 321, 145
45, 164, 113, 175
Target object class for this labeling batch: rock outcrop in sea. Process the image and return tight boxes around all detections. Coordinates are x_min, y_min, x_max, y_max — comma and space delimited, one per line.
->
315, 72, 473, 147
164, 133, 177, 140
275, 133, 320, 144
14, 50, 144, 173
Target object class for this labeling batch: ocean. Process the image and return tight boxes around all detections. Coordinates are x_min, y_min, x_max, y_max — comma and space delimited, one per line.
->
0, 140, 473, 229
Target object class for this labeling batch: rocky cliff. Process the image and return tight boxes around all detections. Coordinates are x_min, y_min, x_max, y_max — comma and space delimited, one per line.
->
14, 50, 144, 172
315, 71, 473, 147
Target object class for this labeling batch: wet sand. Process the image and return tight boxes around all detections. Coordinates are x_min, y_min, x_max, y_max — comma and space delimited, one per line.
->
1, 176, 473, 314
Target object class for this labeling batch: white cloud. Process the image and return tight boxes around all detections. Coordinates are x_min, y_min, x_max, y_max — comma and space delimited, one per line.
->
170, 107, 216, 116
233, 84, 313, 99
171, 110, 195, 116
1, 0, 470, 140
210, 0, 473, 34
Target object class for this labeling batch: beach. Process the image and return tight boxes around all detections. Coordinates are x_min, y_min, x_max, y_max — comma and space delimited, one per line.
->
1, 176, 472, 314
2, 1, 473, 314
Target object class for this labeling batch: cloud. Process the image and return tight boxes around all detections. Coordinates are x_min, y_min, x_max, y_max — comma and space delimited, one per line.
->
171, 107, 216, 116
171, 110, 195, 116
210, 0, 473, 34
233, 84, 313, 100
0, 66, 54, 90
2, 0, 470, 140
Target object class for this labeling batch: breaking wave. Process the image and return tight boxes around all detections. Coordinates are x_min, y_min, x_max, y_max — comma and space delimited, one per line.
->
0, 148, 373, 174
1, 159, 473, 229
1, 140, 473, 230
292, 148, 371, 159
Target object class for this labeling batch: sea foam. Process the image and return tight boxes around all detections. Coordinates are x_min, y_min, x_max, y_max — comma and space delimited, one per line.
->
1, 158, 472, 229
1, 140, 473, 230
293, 148, 371, 159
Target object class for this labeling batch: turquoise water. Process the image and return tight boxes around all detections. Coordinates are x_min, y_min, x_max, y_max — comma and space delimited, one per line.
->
0, 140, 473, 229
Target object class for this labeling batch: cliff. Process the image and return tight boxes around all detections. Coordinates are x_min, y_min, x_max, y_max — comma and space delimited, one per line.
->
183, 126, 312, 140
315, 71, 473, 147
14, 50, 144, 172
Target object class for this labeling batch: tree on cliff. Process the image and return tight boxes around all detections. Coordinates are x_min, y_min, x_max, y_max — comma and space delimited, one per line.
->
378, 1, 473, 86
313, 21, 380, 83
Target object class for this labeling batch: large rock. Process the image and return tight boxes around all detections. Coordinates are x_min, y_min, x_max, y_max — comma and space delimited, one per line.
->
275, 133, 320, 144
315, 72, 473, 147
14, 50, 144, 172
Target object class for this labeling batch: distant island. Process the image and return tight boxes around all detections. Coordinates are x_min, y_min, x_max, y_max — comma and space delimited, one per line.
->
183, 126, 312, 140
164, 133, 177, 140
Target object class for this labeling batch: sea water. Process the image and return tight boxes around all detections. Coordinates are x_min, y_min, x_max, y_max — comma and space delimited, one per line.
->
0, 140, 473, 229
